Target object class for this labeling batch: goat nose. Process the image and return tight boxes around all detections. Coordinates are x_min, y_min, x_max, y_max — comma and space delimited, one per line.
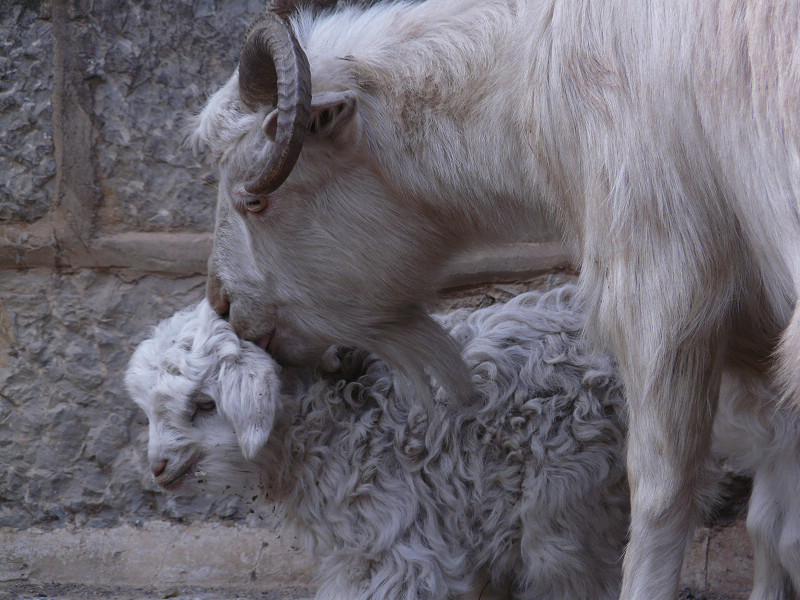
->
206, 271, 231, 317
211, 293, 230, 318
150, 458, 167, 478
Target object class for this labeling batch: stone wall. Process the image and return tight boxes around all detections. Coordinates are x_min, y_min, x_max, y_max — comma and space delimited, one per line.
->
0, 0, 287, 530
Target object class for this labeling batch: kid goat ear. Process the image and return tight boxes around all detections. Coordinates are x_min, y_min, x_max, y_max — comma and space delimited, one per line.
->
218, 362, 279, 460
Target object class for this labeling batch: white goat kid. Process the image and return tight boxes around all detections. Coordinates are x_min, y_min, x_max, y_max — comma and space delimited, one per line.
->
127, 287, 630, 600
192, 2, 800, 598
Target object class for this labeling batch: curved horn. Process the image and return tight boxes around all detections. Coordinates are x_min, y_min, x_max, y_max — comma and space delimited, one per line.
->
239, 11, 312, 195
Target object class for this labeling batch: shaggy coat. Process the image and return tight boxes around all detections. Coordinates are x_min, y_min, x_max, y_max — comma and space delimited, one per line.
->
127, 286, 630, 600
192, 3, 800, 597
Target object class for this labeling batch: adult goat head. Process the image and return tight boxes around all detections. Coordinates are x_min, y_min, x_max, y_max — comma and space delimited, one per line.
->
199, 1, 486, 399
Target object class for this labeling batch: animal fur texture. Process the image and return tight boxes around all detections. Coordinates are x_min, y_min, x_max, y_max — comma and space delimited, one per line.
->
127, 284, 800, 599
191, 2, 800, 597
127, 286, 631, 600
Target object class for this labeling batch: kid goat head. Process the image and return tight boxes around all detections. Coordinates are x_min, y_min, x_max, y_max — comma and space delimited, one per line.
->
125, 301, 281, 480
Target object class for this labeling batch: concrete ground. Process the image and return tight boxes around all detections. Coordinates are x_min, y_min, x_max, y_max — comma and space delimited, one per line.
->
0, 520, 312, 600
0, 515, 753, 600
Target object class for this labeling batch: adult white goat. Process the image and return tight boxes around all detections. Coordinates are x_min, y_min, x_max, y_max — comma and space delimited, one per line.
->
192, 2, 800, 598
126, 287, 631, 600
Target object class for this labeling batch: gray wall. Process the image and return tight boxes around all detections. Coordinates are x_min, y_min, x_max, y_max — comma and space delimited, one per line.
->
0, 0, 277, 530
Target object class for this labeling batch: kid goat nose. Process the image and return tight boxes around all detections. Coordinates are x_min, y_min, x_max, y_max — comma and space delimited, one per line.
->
150, 458, 167, 478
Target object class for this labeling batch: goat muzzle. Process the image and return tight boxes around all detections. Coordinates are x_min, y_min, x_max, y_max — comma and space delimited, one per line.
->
206, 268, 231, 318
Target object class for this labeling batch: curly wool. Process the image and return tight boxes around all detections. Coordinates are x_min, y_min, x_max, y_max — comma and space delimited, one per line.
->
127, 285, 629, 600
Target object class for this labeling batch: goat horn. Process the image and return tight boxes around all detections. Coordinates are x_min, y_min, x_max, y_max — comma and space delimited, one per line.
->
239, 11, 311, 195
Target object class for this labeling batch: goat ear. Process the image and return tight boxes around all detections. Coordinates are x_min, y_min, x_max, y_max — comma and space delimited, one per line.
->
308, 91, 359, 141
262, 108, 279, 142
264, 91, 359, 144
217, 352, 282, 461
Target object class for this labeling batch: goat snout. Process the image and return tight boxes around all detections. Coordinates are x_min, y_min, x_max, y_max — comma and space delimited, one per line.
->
150, 458, 168, 478
206, 269, 231, 317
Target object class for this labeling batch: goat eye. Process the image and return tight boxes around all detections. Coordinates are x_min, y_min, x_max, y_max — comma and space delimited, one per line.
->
191, 396, 217, 422
196, 399, 217, 413
244, 195, 269, 213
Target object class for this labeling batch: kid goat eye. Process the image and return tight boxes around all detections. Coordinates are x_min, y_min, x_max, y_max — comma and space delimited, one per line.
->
196, 399, 216, 412
191, 398, 217, 422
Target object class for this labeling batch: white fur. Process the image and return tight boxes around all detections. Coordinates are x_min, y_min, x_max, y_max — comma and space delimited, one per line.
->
127, 287, 631, 600
191, 2, 800, 598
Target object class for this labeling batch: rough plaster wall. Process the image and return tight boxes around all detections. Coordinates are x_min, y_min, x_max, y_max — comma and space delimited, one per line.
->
0, 0, 278, 530
0, 270, 286, 530
0, 2, 55, 223
87, 0, 262, 233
